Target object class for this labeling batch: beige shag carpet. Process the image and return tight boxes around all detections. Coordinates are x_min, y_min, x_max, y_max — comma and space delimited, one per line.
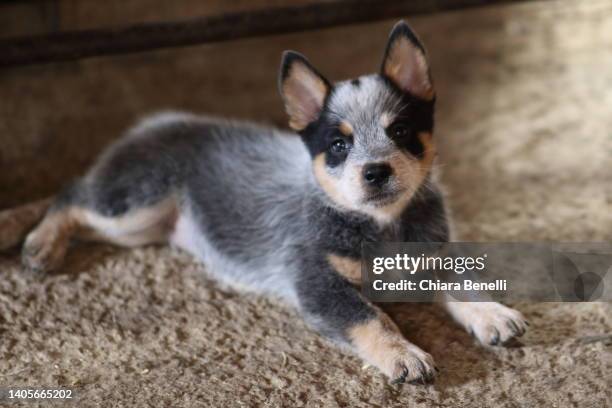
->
0, 1, 611, 406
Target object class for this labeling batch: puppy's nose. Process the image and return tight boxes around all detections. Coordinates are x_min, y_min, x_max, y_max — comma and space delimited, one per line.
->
363, 163, 392, 187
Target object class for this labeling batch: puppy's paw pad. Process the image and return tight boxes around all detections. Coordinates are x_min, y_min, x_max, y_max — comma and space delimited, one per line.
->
469, 303, 527, 346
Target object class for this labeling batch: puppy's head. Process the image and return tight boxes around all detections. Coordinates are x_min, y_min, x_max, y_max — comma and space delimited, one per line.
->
279, 21, 436, 224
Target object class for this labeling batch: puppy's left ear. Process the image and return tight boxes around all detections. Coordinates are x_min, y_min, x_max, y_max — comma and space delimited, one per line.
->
381, 21, 434, 100
279, 51, 331, 131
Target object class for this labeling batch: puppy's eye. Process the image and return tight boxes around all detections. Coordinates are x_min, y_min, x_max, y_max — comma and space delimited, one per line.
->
330, 139, 347, 154
389, 123, 410, 139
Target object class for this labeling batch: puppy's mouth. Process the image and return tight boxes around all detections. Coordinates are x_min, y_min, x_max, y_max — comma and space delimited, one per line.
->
364, 190, 402, 206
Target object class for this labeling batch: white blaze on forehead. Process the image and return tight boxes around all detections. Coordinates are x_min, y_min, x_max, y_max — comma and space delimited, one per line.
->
380, 112, 394, 128
327, 75, 403, 129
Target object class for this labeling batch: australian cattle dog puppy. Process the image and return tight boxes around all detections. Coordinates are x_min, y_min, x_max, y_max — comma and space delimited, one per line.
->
18, 21, 527, 384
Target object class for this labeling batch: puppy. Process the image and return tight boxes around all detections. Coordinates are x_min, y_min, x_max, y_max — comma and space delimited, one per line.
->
18, 21, 526, 384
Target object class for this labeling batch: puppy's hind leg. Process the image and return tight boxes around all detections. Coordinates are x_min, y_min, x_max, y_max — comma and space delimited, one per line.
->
0, 197, 53, 252
22, 183, 178, 273
22, 188, 84, 273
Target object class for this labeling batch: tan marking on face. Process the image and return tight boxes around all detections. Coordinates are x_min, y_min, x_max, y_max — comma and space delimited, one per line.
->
417, 132, 436, 177
327, 253, 361, 285
361, 154, 417, 223
282, 62, 328, 131
313, 153, 352, 209
361, 133, 436, 224
338, 120, 353, 136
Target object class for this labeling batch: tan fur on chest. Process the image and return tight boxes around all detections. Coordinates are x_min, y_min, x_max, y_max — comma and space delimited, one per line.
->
327, 253, 362, 285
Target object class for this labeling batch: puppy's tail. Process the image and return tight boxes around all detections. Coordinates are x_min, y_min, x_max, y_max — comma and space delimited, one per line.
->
0, 197, 53, 251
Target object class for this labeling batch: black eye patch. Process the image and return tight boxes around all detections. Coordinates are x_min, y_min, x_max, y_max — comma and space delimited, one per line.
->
299, 114, 353, 168
386, 121, 425, 158
325, 127, 352, 167
379, 74, 434, 160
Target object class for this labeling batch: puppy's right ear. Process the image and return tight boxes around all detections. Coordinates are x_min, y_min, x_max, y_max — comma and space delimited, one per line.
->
279, 51, 331, 131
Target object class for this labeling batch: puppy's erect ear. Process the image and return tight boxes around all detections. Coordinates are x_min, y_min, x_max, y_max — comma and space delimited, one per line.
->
381, 21, 434, 100
279, 51, 331, 131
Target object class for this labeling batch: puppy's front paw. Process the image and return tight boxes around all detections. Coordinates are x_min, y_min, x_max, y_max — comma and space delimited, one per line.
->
388, 342, 437, 384
446, 302, 528, 346
350, 316, 436, 384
